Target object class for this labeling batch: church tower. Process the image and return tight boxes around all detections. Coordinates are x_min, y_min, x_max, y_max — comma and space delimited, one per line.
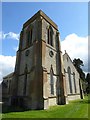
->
13, 10, 67, 109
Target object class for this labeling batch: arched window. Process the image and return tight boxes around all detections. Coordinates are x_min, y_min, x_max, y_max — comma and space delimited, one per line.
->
26, 27, 33, 47
50, 66, 54, 95
29, 29, 33, 45
67, 67, 72, 93
23, 64, 28, 95
73, 72, 77, 93
27, 31, 30, 46
47, 28, 49, 44
8, 80, 11, 94
47, 26, 53, 47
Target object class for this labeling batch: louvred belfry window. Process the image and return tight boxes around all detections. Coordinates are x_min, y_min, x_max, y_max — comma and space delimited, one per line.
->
47, 26, 54, 47
26, 26, 33, 47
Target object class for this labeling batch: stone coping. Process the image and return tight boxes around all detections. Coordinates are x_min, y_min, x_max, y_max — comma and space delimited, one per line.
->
23, 10, 58, 30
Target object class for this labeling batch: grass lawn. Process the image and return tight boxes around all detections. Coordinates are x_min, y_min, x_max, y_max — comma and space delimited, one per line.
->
1, 95, 89, 119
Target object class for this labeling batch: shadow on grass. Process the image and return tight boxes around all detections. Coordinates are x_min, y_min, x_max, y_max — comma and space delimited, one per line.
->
2, 96, 89, 114
2, 104, 43, 114
2, 104, 29, 113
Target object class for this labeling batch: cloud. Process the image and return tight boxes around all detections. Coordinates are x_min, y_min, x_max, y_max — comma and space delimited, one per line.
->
13, 46, 18, 51
0, 55, 16, 82
61, 33, 88, 73
0, 31, 19, 40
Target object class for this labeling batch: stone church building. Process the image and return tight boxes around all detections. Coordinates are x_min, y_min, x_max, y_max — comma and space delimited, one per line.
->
2, 10, 83, 110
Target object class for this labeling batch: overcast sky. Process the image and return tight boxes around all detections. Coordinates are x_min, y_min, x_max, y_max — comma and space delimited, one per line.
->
0, 2, 88, 82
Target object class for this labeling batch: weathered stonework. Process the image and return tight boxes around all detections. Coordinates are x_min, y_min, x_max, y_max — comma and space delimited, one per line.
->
63, 52, 84, 100
2, 10, 82, 110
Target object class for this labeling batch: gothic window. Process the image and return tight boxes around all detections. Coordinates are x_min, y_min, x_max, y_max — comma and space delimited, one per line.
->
26, 27, 33, 47
67, 67, 72, 93
30, 29, 33, 45
47, 28, 49, 44
8, 80, 11, 94
27, 31, 30, 46
23, 64, 28, 95
50, 66, 54, 95
47, 26, 54, 47
73, 72, 77, 93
